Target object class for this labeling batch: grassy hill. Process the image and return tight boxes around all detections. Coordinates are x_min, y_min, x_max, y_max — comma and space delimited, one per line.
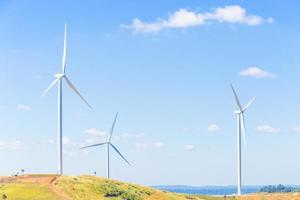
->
0, 175, 299, 200
0, 175, 230, 200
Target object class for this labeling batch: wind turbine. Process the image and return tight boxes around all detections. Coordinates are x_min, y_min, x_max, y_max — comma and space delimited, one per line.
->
81, 112, 130, 179
231, 84, 256, 196
42, 22, 92, 175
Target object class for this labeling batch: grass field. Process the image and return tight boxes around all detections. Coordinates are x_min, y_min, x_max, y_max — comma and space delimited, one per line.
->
0, 175, 299, 200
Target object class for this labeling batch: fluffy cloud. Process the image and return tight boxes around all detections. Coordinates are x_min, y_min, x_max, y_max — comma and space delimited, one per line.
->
63, 150, 78, 157
114, 133, 131, 140
135, 132, 146, 138
122, 5, 273, 33
154, 141, 164, 149
208, 124, 222, 132
84, 128, 106, 137
292, 127, 300, 133
62, 137, 71, 145
84, 128, 107, 144
255, 125, 280, 133
239, 67, 275, 78
0, 140, 23, 150
183, 144, 195, 151
135, 141, 165, 151
48, 139, 54, 144
135, 143, 148, 151
17, 104, 31, 110
114, 132, 146, 140
33, 75, 42, 79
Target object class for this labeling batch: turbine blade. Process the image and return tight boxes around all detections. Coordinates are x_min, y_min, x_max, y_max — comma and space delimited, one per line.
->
230, 84, 243, 111
240, 113, 247, 157
64, 76, 92, 109
243, 96, 256, 112
109, 112, 118, 142
80, 142, 107, 149
62, 22, 67, 73
110, 143, 131, 166
41, 76, 62, 97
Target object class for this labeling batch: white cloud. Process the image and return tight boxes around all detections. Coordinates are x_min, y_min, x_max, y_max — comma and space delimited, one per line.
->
84, 128, 106, 137
239, 67, 275, 78
267, 17, 274, 23
122, 5, 273, 33
63, 137, 71, 145
48, 139, 54, 144
135, 143, 148, 151
63, 150, 78, 157
292, 127, 300, 133
208, 124, 222, 132
84, 128, 107, 144
114, 132, 131, 140
135, 132, 146, 138
154, 141, 164, 149
182, 128, 191, 132
255, 125, 280, 133
17, 104, 31, 110
135, 141, 165, 151
114, 132, 146, 140
0, 140, 23, 150
208, 6, 267, 25
82, 150, 89, 155
184, 144, 195, 151
33, 75, 42, 79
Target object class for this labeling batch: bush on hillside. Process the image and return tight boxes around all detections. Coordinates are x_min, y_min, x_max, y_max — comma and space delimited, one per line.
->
101, 180, 151, 200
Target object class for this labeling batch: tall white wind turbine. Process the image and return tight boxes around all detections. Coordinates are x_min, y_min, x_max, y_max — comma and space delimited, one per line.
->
231, 84, 256, 196
81, 112, 130, 179
42, 22, 92, 175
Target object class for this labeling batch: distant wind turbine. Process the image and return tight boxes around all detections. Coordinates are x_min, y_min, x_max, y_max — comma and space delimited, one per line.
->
42, 22, 92, 175
231, 84, 256, 196
81, 112, 131, 179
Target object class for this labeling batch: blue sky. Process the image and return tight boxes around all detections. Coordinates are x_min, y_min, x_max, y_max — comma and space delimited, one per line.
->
0, 0, 300, 186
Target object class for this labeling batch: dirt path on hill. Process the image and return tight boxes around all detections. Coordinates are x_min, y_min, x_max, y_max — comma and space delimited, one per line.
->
48, 177, 71, 200
0, 175, 71, 200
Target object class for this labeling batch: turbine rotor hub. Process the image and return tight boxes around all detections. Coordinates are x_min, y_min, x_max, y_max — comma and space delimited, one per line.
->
54, 73, 64, 78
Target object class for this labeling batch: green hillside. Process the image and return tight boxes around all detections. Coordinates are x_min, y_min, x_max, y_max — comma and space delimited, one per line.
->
0, 175, 234, 200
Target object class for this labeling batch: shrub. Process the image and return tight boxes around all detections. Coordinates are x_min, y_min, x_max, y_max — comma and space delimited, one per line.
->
260, 184, 294, 193
100, 181, 151, 200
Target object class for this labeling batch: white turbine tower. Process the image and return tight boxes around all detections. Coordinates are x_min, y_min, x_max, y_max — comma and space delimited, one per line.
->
42, 22, 92, 175
81, 112, 130, 179
231, 84, 256, 196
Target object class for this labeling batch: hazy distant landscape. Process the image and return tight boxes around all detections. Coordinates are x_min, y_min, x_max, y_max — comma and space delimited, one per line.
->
154, 184, 300, 195
154, 185, 261, 195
